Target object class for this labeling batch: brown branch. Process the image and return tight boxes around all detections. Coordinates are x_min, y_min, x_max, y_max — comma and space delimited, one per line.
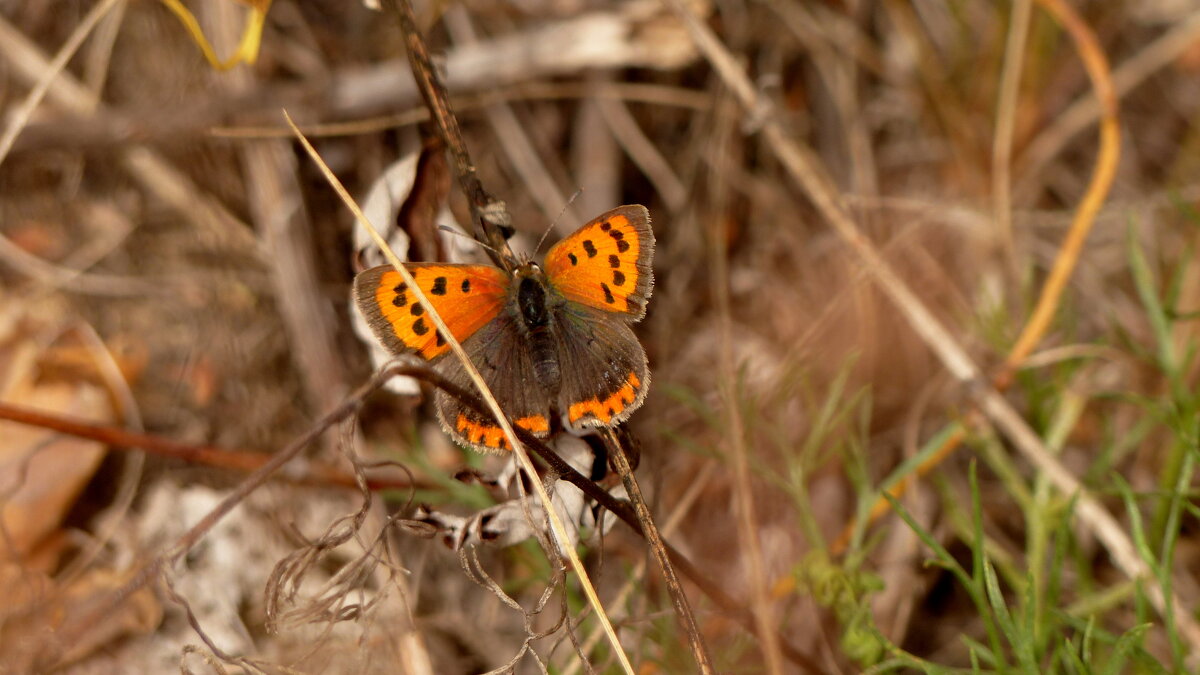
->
0, 400, 425, 493
381, 0, 515, 269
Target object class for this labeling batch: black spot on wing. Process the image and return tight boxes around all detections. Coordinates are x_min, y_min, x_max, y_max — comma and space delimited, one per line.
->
411, 302, 424, 316
412, 318, 429, 335
568, 252, 578, 266
431, 276, 448, 295
436, 330, 445, 347
616, 239, 630, 253
613, 270, 626, 286
461, 278, 471, 293
608, 254, 619, 268
600, 282, 615, 304
583, 240, 598, 258
600, 220, 612, 232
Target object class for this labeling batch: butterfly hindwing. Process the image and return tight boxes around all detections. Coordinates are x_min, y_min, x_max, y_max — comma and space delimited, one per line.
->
353, 264, 508, 361
551, 303, 650, 430
434, 313, 557, 452
543, 205, 654, 320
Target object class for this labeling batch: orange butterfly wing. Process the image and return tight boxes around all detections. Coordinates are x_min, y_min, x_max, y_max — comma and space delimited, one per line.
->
543, 205, 654, 319
353, 264, 509, 361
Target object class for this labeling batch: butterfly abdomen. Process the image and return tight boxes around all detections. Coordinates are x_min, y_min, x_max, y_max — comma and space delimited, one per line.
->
516, 273, 562, 393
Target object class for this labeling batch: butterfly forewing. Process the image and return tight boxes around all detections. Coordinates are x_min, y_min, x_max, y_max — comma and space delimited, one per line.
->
353, 264, 508, 361
543, 205, 654, 320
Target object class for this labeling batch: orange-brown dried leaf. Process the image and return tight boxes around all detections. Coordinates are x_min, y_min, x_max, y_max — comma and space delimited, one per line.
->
0, 382, 110, 571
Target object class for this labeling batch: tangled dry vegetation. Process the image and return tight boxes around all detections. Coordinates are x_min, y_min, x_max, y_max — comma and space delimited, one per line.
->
2, 0, 1200, 672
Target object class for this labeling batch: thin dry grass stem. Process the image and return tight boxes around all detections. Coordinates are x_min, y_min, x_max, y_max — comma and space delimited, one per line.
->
460, 546, 563, 674
0, 12, 258, 250
707, 92, 783, 674
0, 0, 122, 168
601, 428, 714, 674
54, 323, 145, 583
81, 0, 125, 94
284, 113, 636, 674
992, 0, 1034, 268
660, 0, 1200, 659
240, 136, 349, 419
595, 96, 688, 214
162, 573, 267, 674
881, 0, 976, 181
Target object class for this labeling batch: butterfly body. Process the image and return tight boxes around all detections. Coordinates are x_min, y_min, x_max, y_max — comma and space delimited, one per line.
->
354, 205, 654, 453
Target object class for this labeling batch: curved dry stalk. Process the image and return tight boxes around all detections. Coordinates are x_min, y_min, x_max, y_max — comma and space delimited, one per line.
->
381, 0, 516, 268
1001, 0, 1121, 372
659, 0, 1200, 660
1015, 10, 1200, 198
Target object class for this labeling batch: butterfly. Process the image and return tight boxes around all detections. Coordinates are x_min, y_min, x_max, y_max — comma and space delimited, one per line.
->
353, 205, 654, 453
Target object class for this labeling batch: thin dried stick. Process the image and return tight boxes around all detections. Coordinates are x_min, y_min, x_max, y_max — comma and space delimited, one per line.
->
0, 400, 424, 492
601, 428, 714, 674
381, 0, 515, 268
442, 7, 573, 227
285, 112, 636, 675
992, 0, 1033, 268
660, 0, 1200, 659
560, 461, 715, 675
708, 93, 783, 674
0, 0, 122, 168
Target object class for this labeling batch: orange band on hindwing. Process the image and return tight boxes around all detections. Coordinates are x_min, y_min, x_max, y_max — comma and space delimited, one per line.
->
568, 372, 643, 426
452, 413, 551, 451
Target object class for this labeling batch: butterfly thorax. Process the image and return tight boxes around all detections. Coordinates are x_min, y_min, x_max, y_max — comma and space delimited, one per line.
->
512, 264, 562, 394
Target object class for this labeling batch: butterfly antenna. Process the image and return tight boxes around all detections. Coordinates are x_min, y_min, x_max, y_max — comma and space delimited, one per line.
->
534, 190, 583, 256
438, 225, 501, 257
